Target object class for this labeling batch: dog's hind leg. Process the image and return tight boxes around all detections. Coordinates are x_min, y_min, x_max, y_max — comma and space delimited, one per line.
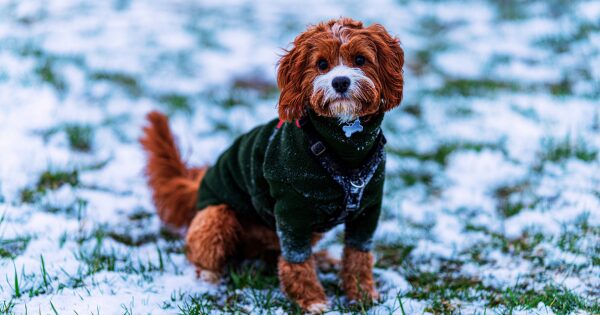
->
185, 204, 241, 283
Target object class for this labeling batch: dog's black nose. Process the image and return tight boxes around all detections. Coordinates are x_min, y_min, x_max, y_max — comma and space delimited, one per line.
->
331, 76, 351, 93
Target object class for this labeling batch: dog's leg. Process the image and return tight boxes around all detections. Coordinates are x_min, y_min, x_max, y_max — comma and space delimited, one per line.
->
186, 204, 241, 283
278, 256, 328, 314
340, 246, 378, 303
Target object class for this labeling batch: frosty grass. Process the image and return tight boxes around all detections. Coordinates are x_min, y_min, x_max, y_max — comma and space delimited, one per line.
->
0, 0, 599, 314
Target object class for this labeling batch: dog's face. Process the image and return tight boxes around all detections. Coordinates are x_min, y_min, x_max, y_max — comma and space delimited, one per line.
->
277, 18, 404, 123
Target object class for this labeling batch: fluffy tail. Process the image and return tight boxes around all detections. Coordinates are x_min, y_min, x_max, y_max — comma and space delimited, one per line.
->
139, 111, 207, 228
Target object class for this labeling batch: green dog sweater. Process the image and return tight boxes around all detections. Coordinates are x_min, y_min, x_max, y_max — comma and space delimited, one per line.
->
197, 110, 386, 263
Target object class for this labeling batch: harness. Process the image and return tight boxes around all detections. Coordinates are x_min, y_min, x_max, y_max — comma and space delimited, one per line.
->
277, 118, 386, 216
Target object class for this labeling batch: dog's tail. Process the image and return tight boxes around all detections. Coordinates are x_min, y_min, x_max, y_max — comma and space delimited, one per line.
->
139, 111, 207, 228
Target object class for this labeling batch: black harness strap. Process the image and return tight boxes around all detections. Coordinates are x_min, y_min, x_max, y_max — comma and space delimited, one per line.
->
298, 117, 386, 215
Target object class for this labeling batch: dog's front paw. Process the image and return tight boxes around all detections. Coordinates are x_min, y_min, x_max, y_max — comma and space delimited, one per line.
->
278, 257, 329, 313
305, 302, 329, 314
341, 247, 379, 304
195, 267, 220, 284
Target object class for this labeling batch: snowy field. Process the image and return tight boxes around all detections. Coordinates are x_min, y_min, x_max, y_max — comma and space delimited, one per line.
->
1, 0, 599, 314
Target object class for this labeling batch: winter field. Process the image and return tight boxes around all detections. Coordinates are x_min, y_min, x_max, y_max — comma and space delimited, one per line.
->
0, 0, 599, 314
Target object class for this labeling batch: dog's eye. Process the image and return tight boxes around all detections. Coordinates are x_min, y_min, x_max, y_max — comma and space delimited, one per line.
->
317, 59, 328, 71
355, 55, 366, 66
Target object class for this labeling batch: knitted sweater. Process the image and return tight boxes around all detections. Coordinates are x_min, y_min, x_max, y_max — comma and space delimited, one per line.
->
197, 110, 386, 263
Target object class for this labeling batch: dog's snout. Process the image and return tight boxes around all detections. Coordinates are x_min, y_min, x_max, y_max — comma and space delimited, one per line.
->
331, 76, 351, 93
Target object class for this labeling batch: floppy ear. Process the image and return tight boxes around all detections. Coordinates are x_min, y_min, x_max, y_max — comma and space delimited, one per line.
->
368, 24, 404, 112
277, 32, 313, 121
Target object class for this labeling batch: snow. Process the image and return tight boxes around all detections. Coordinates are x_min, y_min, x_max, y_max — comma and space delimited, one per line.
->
1, 0, 599, 313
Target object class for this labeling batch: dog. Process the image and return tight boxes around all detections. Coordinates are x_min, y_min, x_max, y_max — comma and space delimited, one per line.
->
140, 17, 403, 313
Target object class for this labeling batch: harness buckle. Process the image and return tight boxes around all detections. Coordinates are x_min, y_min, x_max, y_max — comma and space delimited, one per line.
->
310, 141, 326, 156
350, 178, 365, 188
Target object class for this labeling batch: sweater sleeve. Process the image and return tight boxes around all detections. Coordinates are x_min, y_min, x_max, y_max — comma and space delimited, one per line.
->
271, 182, 314, 263
344, 201, 381, 252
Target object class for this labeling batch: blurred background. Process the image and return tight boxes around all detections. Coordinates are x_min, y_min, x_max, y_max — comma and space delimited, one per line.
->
0, 0, 598, 314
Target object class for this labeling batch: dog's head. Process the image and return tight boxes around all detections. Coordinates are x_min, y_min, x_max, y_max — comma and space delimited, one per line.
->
277, 18, 404, 123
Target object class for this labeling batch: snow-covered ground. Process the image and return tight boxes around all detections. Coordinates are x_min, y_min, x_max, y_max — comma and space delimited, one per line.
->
1, 0, 599, 314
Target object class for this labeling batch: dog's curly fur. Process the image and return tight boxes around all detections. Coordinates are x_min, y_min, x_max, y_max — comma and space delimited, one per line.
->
341, 247, 379, 303
139, 112, 207, 228
140, 17, 403, 313
278, 256, 328, 310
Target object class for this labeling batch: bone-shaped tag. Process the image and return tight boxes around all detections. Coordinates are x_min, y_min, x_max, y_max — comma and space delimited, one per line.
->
342, 119, 363, 138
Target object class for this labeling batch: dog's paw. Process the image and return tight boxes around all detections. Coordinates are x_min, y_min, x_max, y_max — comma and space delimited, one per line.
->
195, 268, 220, 284
305, 302, 329, 314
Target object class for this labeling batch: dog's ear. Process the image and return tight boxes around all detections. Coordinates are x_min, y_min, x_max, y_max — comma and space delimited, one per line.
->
368, 24, 404, 112
277, 30, 315, 121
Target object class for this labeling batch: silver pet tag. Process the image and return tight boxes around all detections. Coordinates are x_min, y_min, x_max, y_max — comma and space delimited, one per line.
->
342, 119, 363, 138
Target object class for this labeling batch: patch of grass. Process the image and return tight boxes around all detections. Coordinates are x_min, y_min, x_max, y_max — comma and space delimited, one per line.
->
20, 168, 80, 203
446, 105, 474, 117
0, 236, 32, 259
0, 299, 15, 314
417, 15, 456, 37
548, 76, 575, 96
37, 123, 96, 152
75, 245, 118, 275
397, 170, 434, 187
38, 169, 79, 189
178, 294, 220, 315
405, 267, 494, 312
204, 75, 278, 109
399, 250, 596, 314
409, 48, 435, 76
389, 142, 496, 166
64, 124, 95, 152
127, 209, 154, 221
401, 103, 422, 118
434, 78, 520, 97
175, 264, 300, 314
205, 88, 252, 109
3, 259, 55, 299
107, 230, 157, 247
487, 0, 530, 20
535, 21, 600, 54
43, 197, 88, 217
500, 284, 598, 315
494, 181, 537, 218
231, 75, 278, 99
465, 224, 546, 259
35, 59, 67, 93
158, 94, 192, 115
539, 135, 598, 164
556, 212, 599, 261
74, 225, 116, 273
90, 71, 142, 97
375, 243, 416, 268
40, 198, 88, 221
73, 225, 168, 279
227, 264, 278, 290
